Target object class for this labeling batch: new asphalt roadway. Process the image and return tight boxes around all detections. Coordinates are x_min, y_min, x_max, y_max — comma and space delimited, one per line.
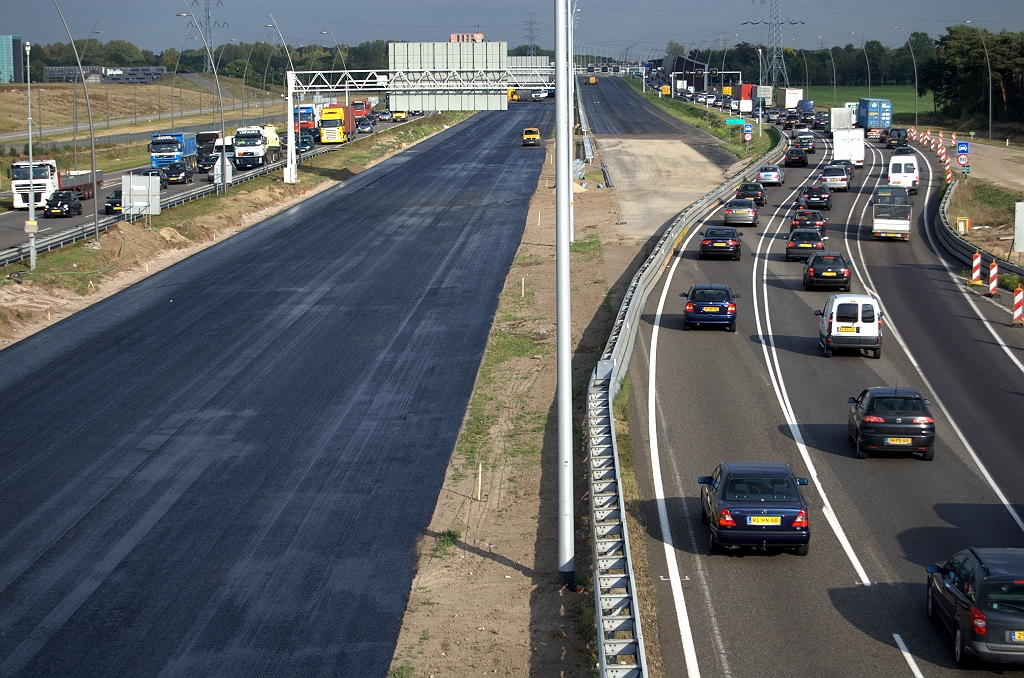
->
0, 105, 553, 676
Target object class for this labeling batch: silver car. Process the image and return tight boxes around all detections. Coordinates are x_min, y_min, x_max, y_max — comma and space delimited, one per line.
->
820, 166, 850, 192
756, 164, 785, 186
723, 198, 758, 226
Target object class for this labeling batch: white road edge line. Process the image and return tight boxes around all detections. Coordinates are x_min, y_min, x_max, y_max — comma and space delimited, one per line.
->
647, 210, 719, 678
848, 143, 1024, 534
893, 633, 926, 678
751, 135, 873, 586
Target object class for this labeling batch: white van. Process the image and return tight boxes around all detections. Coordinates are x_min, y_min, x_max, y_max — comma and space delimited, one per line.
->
888, 156, 919, 194
814, 293, 884, 359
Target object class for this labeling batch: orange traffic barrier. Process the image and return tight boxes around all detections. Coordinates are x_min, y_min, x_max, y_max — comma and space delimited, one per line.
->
969, 250, 984, 286
1012, 286, 1023, 327
989, 259, 999, 296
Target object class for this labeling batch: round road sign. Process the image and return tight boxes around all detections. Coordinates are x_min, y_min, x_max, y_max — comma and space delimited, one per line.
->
743, 132, 753, 142
957, 154, 969, 166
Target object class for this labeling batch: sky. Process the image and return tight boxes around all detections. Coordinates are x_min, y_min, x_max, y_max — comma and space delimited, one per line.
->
4, 0, 1021, 60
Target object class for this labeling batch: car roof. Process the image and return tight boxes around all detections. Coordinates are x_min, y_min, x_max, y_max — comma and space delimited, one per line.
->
971, 548, 1024, 576
791, 228, 821, 236
810, 251, 844, 259
723, 461, 795, 476
691, 283, 732, 291
829, 293, 878, 303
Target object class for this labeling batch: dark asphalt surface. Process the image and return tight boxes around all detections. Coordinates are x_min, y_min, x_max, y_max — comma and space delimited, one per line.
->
578, 76, 737, 169
623, 125, 1023, 676
0, 105, 554, 676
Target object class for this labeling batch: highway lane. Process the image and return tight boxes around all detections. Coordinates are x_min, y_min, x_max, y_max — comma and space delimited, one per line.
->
0, 105, 554, 676
630, 128, 1024, 676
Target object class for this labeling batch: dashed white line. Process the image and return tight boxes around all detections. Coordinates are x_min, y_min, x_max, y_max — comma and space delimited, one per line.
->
893, 633, 925, 678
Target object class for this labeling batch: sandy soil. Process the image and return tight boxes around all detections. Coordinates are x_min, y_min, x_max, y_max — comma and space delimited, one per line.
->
388, 131, 727, 676
951, 142, 1024, 192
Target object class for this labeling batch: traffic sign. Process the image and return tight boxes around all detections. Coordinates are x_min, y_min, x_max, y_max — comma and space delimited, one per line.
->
957, 142, 970, 154
726, 119, 745, 125
957, 154, 969, 166
743, 123, 753, 133
743, 132, 753, 142
963, 165, 971, 174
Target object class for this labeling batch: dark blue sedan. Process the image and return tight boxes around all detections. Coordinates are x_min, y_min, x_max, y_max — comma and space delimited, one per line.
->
681, 284, 739, 332
698, 461, 811, 555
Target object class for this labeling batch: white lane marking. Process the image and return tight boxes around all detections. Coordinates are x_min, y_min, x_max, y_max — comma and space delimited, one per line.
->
893, 633, 925, 678
648, 213, 716, 678
751, 135, 873, 586
0, 211, 13, 217
848, 143, 1024, 534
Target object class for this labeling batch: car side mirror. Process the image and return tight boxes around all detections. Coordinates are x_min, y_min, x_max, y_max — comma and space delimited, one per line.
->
796, 478, 808, 486
846, 397, 856, 403
697, 476, 711, 485
738, 232, 744, 237
926, 565, 940, 574
822, 237, 828, 240
924, 399, 931, 405
733, 293, 740, 298
824, 218, 828, 221
680, 291, 688, 297
814, 310, 823, 316
699, 231, 704, 236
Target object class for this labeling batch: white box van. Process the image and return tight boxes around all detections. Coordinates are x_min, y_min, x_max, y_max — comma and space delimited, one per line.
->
888, 156, 919, 194
814, 293, 884, 359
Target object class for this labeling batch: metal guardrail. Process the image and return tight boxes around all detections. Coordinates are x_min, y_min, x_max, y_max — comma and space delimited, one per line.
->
585, 124, 787, 677
575, 75, 595, 163
936, 177, 1024, 277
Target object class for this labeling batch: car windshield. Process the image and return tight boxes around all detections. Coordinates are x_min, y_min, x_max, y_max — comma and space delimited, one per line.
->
690, 288, 729, 302
151, 141, 181, 153
705, 229, 735, 237
812, 256, 844, 267
234, 135, 263, 147
982, 581, 1024, 616
321, 119, 340, 128
869, 397, 926, 415
791, 231, 819, 242
108, 189, 121, 199
725, 477, 797, 501
759, 166, 777, 173
167, 164, 185, 172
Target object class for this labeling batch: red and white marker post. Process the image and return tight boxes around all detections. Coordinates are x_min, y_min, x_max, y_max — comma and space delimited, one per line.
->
989, 259, 999, 296
969, 250, 983, 286
1012, 286, 1024, 327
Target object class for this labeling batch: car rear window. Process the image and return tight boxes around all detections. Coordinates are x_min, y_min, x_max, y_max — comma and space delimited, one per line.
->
862, 304, 875, 322
836, 303, 859, 322
725, 477, 797, 501
982, 581, 1024, 616
691, 289, 729, 302
705, 229, 734, 237
740, 184, 760, 191
791, 231, 819, 242
869, 397, 925, 414
730, 200, 754, 208
759, 166, 776, 173
823, 168, 845, 176
812, 256, 844, 267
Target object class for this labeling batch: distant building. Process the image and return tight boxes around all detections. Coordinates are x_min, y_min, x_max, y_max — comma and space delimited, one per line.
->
0, 35, 24, 84
450, 33, 484, 43
44, 65, 167, 84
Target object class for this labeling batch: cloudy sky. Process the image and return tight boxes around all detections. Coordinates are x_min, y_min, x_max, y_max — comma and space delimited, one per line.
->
7, 0, 1021, 58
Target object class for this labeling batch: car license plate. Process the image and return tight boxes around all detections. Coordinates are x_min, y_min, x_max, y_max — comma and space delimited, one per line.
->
1012, 631, 1024, 642
886, 437, 912, 445
838, 326, 857, 333
714, 242, 727, 247
703, 306, 720, 312
822, 272, 837, 277
886, 233, 901, 238
799, 243, 812, 248
51, 209, 61, 213
747, 516, 781, 526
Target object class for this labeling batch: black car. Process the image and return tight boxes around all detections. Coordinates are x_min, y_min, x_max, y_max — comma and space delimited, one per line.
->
927, 548, 1024, 667
784, 148, 808, 167
847, 387, 935, 459
879, 128, 891, 144
139, 168, 169, 190
698, 461, 810, 556
165, 161, 194, 184
782, 114, 796, 129
680, 284, 739, 332
802, 185, 832, 210
699, 226, 744, 261
790, 209, 827, 232
43, 190, 82, 218
104, 188, 122, 214
735, 182, 767, 206
786, 228, 827, 261
803, 252, 852, 291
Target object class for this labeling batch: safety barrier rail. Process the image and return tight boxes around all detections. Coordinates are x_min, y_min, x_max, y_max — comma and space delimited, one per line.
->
575, 75, 594, 163
936, 179, 1024, 277
585, 125, 787, 677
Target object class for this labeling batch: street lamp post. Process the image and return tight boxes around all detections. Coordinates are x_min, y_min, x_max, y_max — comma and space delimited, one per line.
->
53, 1, 100, 245
893, 22, 918, 128
170, 31, 196, 133
261, 38, 280, 124
264, 15, 296, 184
851, 31, 870, 96
321, 26, 348, 105
24, 41, 36, 270
73, 24, 102, 172
818, 36, 836, 106
177, 4, 227, 195
240, 35, 264, 127
966, 16, 992, 141
756, 47, 763, 136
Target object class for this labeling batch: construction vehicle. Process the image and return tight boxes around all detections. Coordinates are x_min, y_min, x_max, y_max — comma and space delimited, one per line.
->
588, 76, 598, 84
8, 158, 102, 208
507, 88, 520, 102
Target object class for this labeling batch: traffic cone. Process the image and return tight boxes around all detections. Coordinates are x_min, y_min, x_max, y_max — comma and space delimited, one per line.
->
968, 251, 983, 286
1012, 286, 1024, 327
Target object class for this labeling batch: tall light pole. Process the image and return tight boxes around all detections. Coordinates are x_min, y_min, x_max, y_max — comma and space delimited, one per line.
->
261, 38, 280, 124
215, 35, 236, 106
791, 38, 808, 90
54, 2, 100, 245
240, 34, 264, 127
264, 17, 295, 72
851, 31, 870, 96
73, 24, 102, 171
818, 36, 836, 105
966, 16, 992, 141
178, 4, 227, 195
893, 22, 918, 128
265, 15, 296, 183
554, 0, 574, 590
321, 26, 348, 105
24, 41, 36, 270
170, 31, 197, 132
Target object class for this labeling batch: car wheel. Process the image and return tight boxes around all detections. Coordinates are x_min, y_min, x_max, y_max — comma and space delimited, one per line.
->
923, 446, 935, 461
954, 626, 973, 668
856, 432, 868, 459
927, 585, 936, 620
824, 345, 832, 358
843, 283, 851, 292
733, 252, 741, 261
873, 347, 882, 360
682, 322, 690, 332
708, 529, 722, 556
700, 501, 709, 525
727, 323, 736, 333
794, 544, 809, 556
848, 425, 855, 442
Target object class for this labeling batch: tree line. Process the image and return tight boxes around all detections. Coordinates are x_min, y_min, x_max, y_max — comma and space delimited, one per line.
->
667, 25, 1024, 122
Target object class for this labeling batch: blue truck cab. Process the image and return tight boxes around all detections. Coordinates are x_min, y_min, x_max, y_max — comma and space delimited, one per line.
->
149, 132, 199, 171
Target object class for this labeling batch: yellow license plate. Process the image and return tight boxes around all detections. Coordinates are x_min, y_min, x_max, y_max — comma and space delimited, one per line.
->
799, 243, 812, 248
714, 242, 727, 247
1014, 631, 1024, 642
748, 516, 781, 525
822, 272, 837, 277
886, 233, 901, 238
703, 306, 720, 312
838, 326, 857, 333
886, 437, 912, 445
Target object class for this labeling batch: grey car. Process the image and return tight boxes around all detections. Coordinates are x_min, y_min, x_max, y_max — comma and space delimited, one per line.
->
723, 199, 758, 226
756, 164, 785, 186
820, 166, 850, 192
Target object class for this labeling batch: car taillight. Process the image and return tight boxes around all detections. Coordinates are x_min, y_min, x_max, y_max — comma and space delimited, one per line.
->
802, 193, 809, 198
685, 302, 694, 312
792, 509, 808, 528
842, 268, 850, 276
727, 302, 736, 313
913, 417, 934, 424
702, 239, 712, 246
727, 240, 739, 246
971, 606, 987, 635
725, 209, 734, 214
787, 242, 796, 248
863, 415, 885, 423
791, 220, 799, 226
815, 242, 823, 248
718, 508, 736, 527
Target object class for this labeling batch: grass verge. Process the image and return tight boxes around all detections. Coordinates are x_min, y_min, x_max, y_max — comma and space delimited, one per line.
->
947, 178, 1024, 285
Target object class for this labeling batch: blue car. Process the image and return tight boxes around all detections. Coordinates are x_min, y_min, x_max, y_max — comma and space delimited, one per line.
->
699, 461, 811, 555
680, 283, 739, 332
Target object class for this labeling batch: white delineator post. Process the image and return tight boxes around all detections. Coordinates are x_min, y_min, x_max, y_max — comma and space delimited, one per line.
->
285, 72, 297, 183
554, 0, 574, 589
